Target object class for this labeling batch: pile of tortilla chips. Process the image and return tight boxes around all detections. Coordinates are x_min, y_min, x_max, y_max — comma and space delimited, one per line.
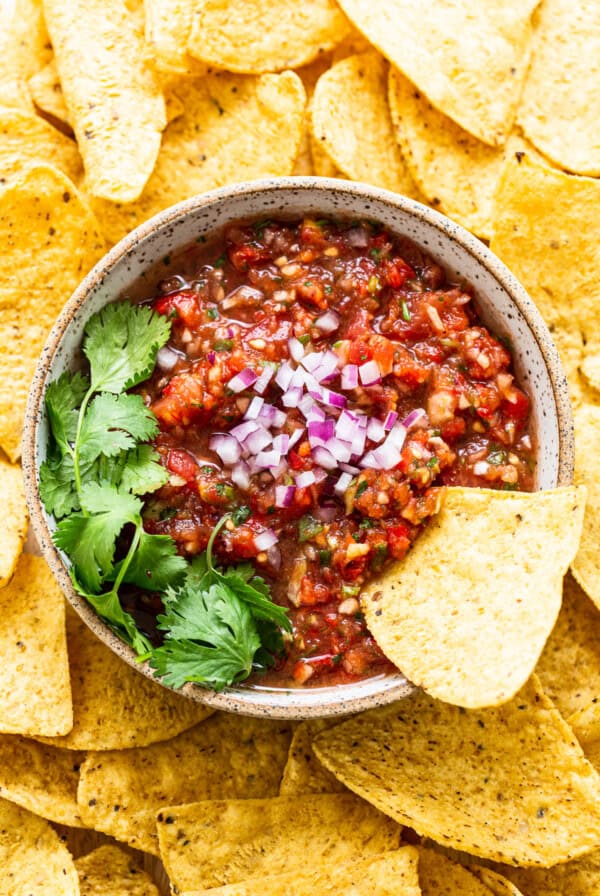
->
3, 0, 600, 891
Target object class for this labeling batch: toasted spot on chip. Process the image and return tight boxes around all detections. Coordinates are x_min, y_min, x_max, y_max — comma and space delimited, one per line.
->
0, 797, 79, 895
0, 108, 82, 189
417, 848, 496, 896
0, 459, 27, 587
335, 0, 539, 146
362, 486, 585, 708
493, 849, 600, 896
187, 0, 350, 74
489, 153, 600, 400
0, 735, 82, 826
0, 164, 104, 461
180, 848, 421, 896
157, 794, 402, 891
78, 712, 294, 855
0, 0, 52, 111
279, 718, 347, 795
311, 53, 419, 196
36, 608, 212, 753
313, 676, 600, 866
43, 0, 167, 202
88, 70, 306, 246
572, 405, 600, 608
536, 572, 600, 719
310, 131, 343, 178
0, 554, 72, 736
75, 843, 160, 896
518, 0, 600, 176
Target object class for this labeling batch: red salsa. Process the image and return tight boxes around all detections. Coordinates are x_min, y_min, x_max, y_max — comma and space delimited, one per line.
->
134, 217, 535, 687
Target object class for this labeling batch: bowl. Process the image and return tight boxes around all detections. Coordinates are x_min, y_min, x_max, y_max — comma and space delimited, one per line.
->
22, 177, 574, 719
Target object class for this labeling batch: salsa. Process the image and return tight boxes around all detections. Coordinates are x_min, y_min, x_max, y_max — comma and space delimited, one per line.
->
134, 217, 535, 687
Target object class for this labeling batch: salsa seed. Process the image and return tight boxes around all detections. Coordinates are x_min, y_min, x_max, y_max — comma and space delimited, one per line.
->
338, 597, 360, 615
248, 338, 267, 350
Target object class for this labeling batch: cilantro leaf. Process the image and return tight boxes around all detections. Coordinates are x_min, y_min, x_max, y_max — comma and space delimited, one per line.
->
54, 484, 142, 592
220, 567, 291, 630
110, 530, 187, 591
79, 393, 160, 465
118, 445, 169, 495
45, 371, 89, 451
71, 572, 152, 655
151, 583, 259, 689
39, 453, 79, 518
84, 302, 170, 393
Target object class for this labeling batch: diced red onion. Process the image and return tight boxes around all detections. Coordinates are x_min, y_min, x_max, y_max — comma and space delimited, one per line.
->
288, 427, 305, 450
310, 351, 339, 384
228, 367, 257, 393
231, 419, 261, 442
340, 462, 360, 475
301, 351, 325, 374
327, 437, 353, 463
320, 388, 347, 409
336, 409, 359, 442
275, 485, 295, 508
334, 472, 353, 495
359, 360, 381, 386
254, 529, 279, 551
254, 365, 275, 394
257, 402, 276, 424
267, 544, 281, 571
156, 345, 180, 371
298, 394, 325, 421
288, 337, 305, 362
282, 386, 302, 408
402, 407, 427, 429
231, 461, 251, 490
207, 351, 216, 365
209, 433, 241, 466
385, 423, 407, 451
245, 396, 264, 420
315, 503, 338, 522
341, 364, 359, 390
312, 446, 337, 470
296, 470, 317, 488
222, 284, 263, 310
244, 426, 272, 454
272, 433, 290, 454
275, 361, 294, 391
315, 310, 340, 334
313, 467, 328, 483
383, 410, 398, 431
347, 226, 370, 248
367, 417, 386, 443
255, 449, 281, 470
308, 419, 335, 446
362, 443, 401, 470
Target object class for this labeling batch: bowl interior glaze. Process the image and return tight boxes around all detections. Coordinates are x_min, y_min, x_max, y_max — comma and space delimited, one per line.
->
23, 178, 574, 719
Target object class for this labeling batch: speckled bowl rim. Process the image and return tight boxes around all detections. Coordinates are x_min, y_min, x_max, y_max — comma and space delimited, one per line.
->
23, 177, 574, 719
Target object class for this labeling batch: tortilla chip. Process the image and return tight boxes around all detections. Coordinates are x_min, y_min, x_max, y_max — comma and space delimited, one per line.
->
144, 0, 206, 75
471, 868, 525, 896
88, 70, 306, 246
313, 676, 600, 866
0, 554, 72, 736
535, 572, 600, 719
0, 735, 82, 826
157, 793, 402, 891
388, 70, 539, 239
494, 850, 600, 896
0, 797, 79, 895
0, 164, 105, 461
43, 0, 167, 202
180, 848, 421, 896
37, 608, 212, 752
569, 699, 600, 770
571, 405, 600, 608
311, 53, 419, 196
490, 153, 600, 403
0, 0, 52, 111
75, 844, 159, 896
417, 848, 495, 896
279, 719, 346, 795
362, 486, 585, 708
292, 57, 333, 176
0, 459, 28, 587
28, 60, 70, 126
187, 0, 350, 74
336, 0, 538, 146
330, 27, 373, 63
0, 109, 82, 190
78, 713, 294, 855
518, 0, 600, 176
310, 131, 343, 178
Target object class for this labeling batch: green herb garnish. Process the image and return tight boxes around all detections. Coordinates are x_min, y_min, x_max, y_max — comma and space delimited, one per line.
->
298, 514, 325, 543
402, 301, 411, 322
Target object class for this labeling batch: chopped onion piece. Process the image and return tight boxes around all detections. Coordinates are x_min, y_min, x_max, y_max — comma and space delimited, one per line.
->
402, 407, 427, 429
341, 364, 359, 390
296, 470, 316, 488
275, 485, 295, 508
275, 361, 294, 391
254, 529, 279, 551
288, 427, 305, 450
227, 367, 257, 393
222, 284, 263, 310
312, 445, 337, 470
257, 402, 276, 424
298, 394, 325, 421
327, 437, 353, 463
359, 360, 381, 386
367, 417, 386, 443
156, 345, 180, 371
272, 409, 287, 428
244, 426, 272, 454
301, 351, 325, 374
282, 386, 302, 408
254, 364, 275, 394
340, 462, 360, 475
334, 472, 353, 495
254, 449, 281, 469
207, 350, 216, 364
267, 544, 281, 570
320, 388, 347, 409
383, 410, 398, 430
315, 310, 340, 334
473, 461, 490, 476
308, 419, 335, 447
272, 433, 290, 454
347, 226, 369, 247
231, 461, 251, 490
231, 420, 261, 443
245, 396, 264, 419
315, 503, 338, 522
288, 337, 305, 362
209, 433, 241, 466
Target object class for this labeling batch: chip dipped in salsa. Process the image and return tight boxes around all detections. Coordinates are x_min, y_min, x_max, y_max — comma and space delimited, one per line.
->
127, 216, 535, 687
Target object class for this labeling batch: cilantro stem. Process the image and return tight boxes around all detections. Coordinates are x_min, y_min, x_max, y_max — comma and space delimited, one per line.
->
112, 518, 143, 595
72, 385, 95, 514
206, 514, 230, 572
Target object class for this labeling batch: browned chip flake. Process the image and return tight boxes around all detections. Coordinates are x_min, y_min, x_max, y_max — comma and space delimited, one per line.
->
313, 676, 600, 866
75, 843, 160, 896
0, 458, 28, 587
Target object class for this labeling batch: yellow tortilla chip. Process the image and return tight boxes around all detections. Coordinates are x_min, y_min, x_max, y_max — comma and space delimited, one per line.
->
144, 0, 206, 75
280, 719, 346, 795
0, 797, 79, 895
0, 164, 105, 461
157, 793, 401, 891
78, 712, 294, 855
569, 700, 600, 770
188, 0, 350, 73
518, 0, 600, 176
0, 735, 82, 826
0, 458, 28, 587
181, 849, 421, 896
491, 153, 600, 403
336, 0, 538, 146
37, 608, 211, 752
330, 27, 373, 63
0, 0, 52, 111
0, 554, 72, 736
417, 848, 495, 896
313, 676, 600, 866
572, 404, 600, 608
311, 53, 419, 196
28, 60, 70, 126
43, 0, 167, 202
535, 572, 600, 719
310, 131, 343, 178
471, 868, 525, 896
0, 109, 82, 189
88, 70, 306, 246
292, 57, 333, 176
75, 844, 159, 896
494, 850, 600, 896
362, 486, 585, 708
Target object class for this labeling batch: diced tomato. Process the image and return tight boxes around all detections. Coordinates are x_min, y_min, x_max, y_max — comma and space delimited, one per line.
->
154, 291, 203, 328
384, 257, 414, 288
298, 576, 331, 606
440, 417, 467, 442
228, 243, 271, 272
503, 389, 529, 423
348, 339, 373, 365
386, 523, 411, 559
345, 308, 372, 341
166, 449, 197, 482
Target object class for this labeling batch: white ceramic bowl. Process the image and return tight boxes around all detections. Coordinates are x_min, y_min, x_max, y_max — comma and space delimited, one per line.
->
23, 177, 574, 719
